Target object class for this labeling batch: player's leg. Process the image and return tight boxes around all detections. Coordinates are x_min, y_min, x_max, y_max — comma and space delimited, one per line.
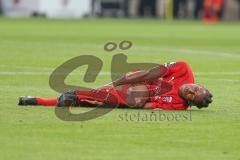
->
18, 96, 58, 106
18, 90, 78, 107
18, 89, 117, 107
18, 85, 150, 108
67, 84, 149, 108
74, 88, 121, 107
121, 84, 149, 108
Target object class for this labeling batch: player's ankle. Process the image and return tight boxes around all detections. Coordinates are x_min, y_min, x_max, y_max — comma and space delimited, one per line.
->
18, 96, 37, 106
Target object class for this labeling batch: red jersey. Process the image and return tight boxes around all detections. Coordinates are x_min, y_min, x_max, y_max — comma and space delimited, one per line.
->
74, 61, 194, 110
147, 61, 195, 110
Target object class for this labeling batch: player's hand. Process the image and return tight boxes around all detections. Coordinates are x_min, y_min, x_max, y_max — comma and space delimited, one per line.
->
80, 99, 104, 106
96, 83, 114, 91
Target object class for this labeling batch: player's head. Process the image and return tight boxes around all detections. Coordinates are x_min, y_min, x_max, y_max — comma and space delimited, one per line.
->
179, 84, 213, 109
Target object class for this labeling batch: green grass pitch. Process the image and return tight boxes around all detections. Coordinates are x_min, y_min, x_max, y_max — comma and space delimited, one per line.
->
0, 18, 240, 160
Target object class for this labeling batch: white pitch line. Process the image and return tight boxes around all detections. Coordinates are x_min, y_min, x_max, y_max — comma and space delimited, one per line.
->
201, 77, 240, 83
64, 43, 240, 58
0, 65, 53, 71
1, 64, 240, 76
0, 71, 239, 83
0, 72, 50, 75
0, 71, 110, 76
195, 72, 240, 76
135, 46, 240, 58
1, 65, 240, 76
0, 71, 240, 76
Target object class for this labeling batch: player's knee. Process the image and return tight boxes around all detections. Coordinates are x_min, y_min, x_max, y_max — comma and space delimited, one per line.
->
126, 85, 149, 108
127, 97, 146, 108
57, 90, 78, 107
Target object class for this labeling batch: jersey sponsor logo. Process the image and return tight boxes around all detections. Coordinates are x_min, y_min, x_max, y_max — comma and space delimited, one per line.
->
164, 62, 176, 68
162, 96, 173, 102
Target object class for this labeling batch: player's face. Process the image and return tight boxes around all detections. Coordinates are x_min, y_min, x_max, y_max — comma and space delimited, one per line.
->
179, 84, 207, 106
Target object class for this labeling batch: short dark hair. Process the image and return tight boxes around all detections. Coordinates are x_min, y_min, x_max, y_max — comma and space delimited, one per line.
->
196, 90, 213, 109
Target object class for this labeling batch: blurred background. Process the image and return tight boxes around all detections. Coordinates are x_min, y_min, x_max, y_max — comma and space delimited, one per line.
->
0, 0, 239, 21
0, 1, 240, 160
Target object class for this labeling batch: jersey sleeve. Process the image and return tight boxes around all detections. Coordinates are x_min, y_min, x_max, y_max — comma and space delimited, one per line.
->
163, 61, 189, 78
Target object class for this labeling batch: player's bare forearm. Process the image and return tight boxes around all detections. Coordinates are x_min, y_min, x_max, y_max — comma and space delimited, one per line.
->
112, 65, 167, 86
143, 103, 153, 109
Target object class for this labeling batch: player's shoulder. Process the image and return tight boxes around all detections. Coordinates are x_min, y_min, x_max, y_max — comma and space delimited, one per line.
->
176, 61, 191, 69
177, 61, 189, 65
164, 61, 190, 69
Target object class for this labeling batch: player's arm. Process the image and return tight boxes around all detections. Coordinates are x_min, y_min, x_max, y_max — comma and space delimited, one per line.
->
143, 102, 186, 110
143, 103, 154, 109
143, 102, 169, 110
112, 65, 167, 87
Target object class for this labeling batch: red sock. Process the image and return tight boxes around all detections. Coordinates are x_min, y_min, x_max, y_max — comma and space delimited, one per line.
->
36, 97, 57, 106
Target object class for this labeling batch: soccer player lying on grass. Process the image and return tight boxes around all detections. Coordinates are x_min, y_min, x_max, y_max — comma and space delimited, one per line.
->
18, 61, 213, 110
